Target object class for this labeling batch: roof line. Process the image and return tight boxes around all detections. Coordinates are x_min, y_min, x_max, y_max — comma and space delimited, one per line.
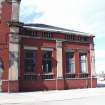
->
23, 23, 93, 36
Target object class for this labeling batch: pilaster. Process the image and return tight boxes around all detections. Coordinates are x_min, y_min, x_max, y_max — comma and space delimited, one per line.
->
90, 43, 95, 76
56, 40, 63, 79
7, 0, 21, 92
0, 0, 5, 20
11, 0, 21, 21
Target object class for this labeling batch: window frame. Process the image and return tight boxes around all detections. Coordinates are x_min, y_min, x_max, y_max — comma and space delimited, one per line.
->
66, 51, 75, 74
79, 52, 88, 73
42, 50, 53, 73
24, 49, 36, 73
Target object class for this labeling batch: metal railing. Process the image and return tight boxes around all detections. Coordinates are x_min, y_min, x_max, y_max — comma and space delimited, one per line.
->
23, 73, 93, 80
24, 74, 37, 80
79, 73, 89, 78
66, 73, 76, 79
40, 73, 55, 80
65, 73, 90, 79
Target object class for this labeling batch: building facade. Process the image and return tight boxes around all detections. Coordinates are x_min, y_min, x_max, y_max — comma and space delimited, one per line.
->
0, 0, 97, 92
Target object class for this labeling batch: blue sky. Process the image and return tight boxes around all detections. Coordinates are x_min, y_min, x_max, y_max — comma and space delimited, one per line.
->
20, 0, 105, 74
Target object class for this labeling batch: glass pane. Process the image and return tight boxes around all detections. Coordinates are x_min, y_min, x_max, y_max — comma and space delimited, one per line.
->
80, 53, 86, 60
81, 55, 86, 60
42, 51, 52, 73
25, 50, 35, 58
80, 62, 86, 73
25, 64, 35, 72
42, 51, 52, 59
24, 50, 35, 72
80, 53, 87, 73
66, 52, 75, 73
25, 59, 35, 64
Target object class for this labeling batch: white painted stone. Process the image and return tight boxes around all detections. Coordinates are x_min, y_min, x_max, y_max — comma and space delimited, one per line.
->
0, 0, 5, 19
90, 44, 96, 88
41, 48, 54, 51
9, 42, 19, 80
8, 0, 20, 81
90, 44, 95, 76
11, 0, 20, 21
0, 68, 3, 80
56, 41, 63, 79
11, 27, 19, 33
0, 80, 2, 92
24, 46, 38, 50
65, 48, 75, 52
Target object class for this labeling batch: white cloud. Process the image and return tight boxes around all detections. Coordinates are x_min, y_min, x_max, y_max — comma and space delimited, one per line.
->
32, 0, 88, 31
20, 0, 103, 33
20, 0, 89, 31
20, 0, 105, 38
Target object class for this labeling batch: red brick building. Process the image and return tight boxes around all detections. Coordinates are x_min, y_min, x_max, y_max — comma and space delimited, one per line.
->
0, 0, 97, 92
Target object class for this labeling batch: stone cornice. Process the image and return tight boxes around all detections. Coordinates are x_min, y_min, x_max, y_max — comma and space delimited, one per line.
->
7, 21, 24, 27
5, 0, 21, 3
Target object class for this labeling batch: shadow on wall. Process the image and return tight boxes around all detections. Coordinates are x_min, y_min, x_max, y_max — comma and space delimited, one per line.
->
9, 52, 18, 68
0, 58, 4, 79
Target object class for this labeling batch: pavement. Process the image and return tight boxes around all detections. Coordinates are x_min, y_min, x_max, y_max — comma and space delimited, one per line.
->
0, 87, 105, 105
